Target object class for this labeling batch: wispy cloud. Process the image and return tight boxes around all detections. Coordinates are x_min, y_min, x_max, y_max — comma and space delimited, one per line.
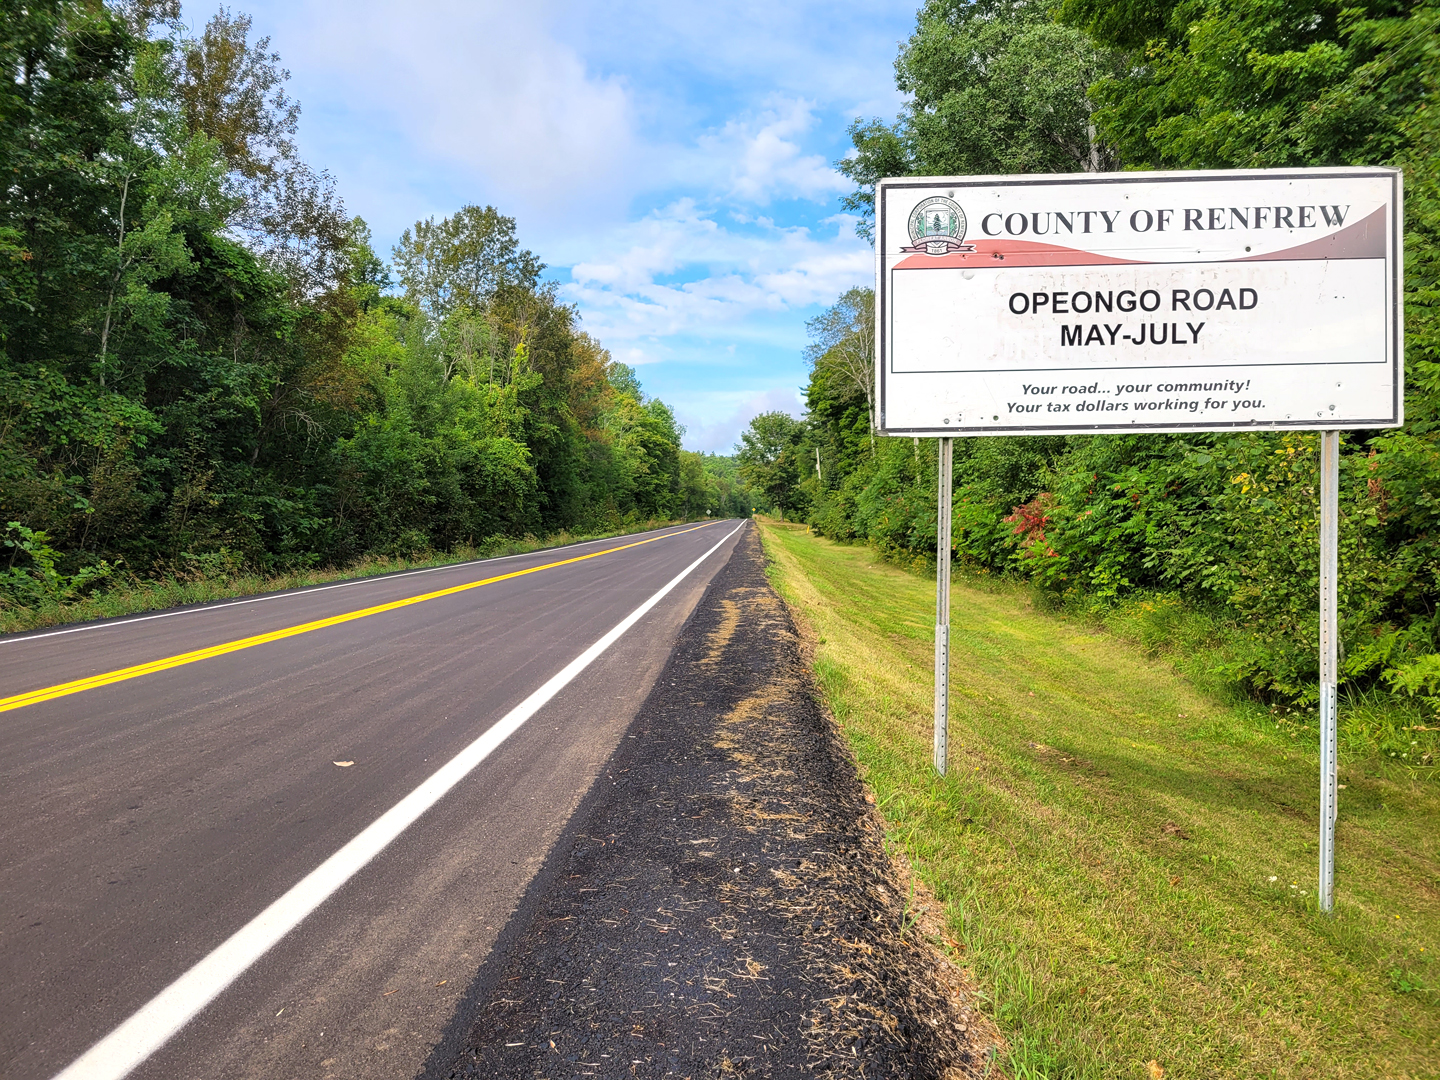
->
696, 99, 849, 205
271, 1, 642, 227
566, 203, 869, 351
670, 386, 808, 454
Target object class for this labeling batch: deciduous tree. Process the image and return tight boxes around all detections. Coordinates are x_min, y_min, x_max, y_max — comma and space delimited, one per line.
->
393, 205, 544, 320
839, 0, 1121, 239
805, 287, 876, 450
738, 411, 807, 520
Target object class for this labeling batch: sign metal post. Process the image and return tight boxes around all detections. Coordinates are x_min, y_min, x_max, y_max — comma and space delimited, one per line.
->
935, 437, 953, 774
1318, 430, 1340, 912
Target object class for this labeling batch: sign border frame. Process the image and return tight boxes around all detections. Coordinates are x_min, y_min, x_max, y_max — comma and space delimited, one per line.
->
875, 167, 1404, 437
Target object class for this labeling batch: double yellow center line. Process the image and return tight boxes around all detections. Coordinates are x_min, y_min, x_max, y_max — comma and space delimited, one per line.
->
0, 523, 718, 715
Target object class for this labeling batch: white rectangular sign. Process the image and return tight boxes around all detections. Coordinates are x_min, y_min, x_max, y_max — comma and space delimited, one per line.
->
876, 168, 1402, 435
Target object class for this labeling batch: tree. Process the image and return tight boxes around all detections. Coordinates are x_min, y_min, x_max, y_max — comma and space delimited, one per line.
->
169, 8, 349, 296
393, 205, 544, 320
805, 287, 876, 451
173, 7, 297, 184
839, 0, 1122, 239
805, 0, 1440, 712
0, 2, 707, 610
737, 412, 807, 520
606, 362, 645, 402
1064, 0, 1437, 171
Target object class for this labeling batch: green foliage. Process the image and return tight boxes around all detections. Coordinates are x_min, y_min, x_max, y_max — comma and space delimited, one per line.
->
1, 521, 111, 605
811, 422, 1440, 708
737, 411, 809, 520
679, 451, 753, 520
805, 287, 875, 450
392, 204, 544, 320
1072, 0, 1438, 171
811, 0, 1440, 718
0, 2, 755, 620
839, 0, 1120, 238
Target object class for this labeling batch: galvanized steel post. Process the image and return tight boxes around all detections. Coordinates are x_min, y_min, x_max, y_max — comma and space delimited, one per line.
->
935, 437, 953, 775
1318, 430, 1340, 913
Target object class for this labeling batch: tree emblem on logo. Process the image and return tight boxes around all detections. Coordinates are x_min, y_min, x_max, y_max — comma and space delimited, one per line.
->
903, 196, 974, 255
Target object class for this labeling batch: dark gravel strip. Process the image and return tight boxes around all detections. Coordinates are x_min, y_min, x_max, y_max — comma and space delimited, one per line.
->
425, 526, 992, 1079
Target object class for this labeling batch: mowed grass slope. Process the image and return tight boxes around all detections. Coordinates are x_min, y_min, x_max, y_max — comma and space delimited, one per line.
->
759, 523, 1438, 1080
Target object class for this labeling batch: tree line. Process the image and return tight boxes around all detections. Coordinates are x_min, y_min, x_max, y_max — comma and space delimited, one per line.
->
740, 0, 1440, 709
1, 2, 752, 610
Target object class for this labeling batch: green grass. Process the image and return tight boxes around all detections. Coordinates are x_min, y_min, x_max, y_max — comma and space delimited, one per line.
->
0, 519, 687, 636
759, 523, 1439, 1080
1053, 590, 1439, 764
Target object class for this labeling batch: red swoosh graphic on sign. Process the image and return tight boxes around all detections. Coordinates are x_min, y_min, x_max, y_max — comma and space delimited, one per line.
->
1229, 205, 1386, 261
893, 238, 1139, 270
893, 206, 1386, 269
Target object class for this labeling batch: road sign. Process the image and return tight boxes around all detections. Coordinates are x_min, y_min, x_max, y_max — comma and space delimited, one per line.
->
876, 168, 1402, 436
882, 168, 1404, 915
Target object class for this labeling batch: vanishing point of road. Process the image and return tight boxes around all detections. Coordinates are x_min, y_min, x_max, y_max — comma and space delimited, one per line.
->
0, 520, 745, 1080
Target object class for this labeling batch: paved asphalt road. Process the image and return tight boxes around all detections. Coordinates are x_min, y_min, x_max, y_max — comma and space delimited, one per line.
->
0, 520, 744, 1080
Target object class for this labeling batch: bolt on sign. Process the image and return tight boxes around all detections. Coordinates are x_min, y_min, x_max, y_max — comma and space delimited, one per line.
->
875, 168, 1403, 436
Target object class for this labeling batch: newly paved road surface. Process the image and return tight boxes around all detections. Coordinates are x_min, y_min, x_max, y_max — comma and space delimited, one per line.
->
0, 521, 744, 1080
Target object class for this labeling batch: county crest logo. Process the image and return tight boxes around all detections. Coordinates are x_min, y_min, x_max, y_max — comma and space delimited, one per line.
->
903, 196, 975, 255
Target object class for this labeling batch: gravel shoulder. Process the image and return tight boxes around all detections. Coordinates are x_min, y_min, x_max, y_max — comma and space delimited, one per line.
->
424, 525, 999, 1079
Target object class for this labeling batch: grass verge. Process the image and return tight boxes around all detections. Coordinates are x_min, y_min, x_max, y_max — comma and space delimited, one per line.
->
0, 519, 689, 636
759, 522, 1438, 1080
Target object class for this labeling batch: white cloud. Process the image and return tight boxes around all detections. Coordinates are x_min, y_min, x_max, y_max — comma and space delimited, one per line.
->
567, 203, 869, 350
553, 2, 913, 120
696, 99, 848, 205
677, 387, 807, 453
270, 1, 641, 226
257, 1, 896, 240
613, 344, 662, 367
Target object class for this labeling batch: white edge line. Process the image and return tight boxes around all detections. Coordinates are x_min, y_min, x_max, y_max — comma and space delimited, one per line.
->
3, 523, 710, 645
50, 520, 744, 1080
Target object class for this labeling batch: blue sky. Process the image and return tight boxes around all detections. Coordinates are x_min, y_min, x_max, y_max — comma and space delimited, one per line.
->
227, 0, 917, 451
